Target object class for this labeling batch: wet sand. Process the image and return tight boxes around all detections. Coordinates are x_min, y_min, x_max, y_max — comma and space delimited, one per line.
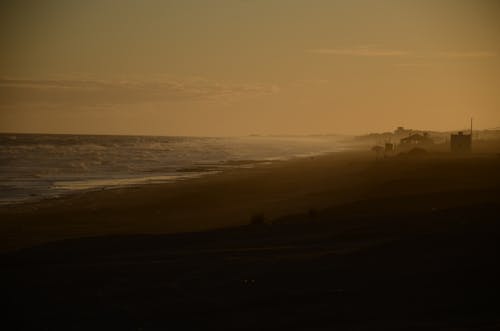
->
2, 150, 500, 329
0, 151, 401, 251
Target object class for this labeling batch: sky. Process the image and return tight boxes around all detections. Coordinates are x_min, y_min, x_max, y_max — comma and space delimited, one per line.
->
1, 0, 500, 136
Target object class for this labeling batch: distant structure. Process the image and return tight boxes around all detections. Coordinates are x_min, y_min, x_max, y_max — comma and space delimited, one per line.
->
394, 126, 412, 136
451, 132, 472, 152
385, 142, 394, 154
451, 119, 473, 153
400, 132, 434, 146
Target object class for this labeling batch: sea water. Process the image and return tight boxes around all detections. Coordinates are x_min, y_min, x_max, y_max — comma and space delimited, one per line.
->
0, 133, 345, 205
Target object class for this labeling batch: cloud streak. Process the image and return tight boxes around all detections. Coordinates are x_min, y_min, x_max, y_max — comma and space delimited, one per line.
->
308, 47, 497, 59
0, 77, 279, 108
308, 47, 408, 57
435, 51, 497, 59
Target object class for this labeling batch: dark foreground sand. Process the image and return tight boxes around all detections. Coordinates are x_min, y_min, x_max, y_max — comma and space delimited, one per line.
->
2, 151, 500, 330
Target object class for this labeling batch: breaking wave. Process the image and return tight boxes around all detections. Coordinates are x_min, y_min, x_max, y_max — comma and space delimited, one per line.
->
0, 133, 344, 205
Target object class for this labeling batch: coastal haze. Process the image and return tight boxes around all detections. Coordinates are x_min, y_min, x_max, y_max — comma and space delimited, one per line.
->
2, 1, 500, 331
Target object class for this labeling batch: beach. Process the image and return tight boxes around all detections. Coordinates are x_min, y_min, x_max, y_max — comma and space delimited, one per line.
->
0, 150, 370, 251
2, 150, 500, 329
3, 1, 500, 329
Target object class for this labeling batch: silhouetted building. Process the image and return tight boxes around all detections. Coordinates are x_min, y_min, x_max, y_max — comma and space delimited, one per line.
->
394, 126, 412, 136
400, 132, 433, 146
450, 132, 471, 153
385, 143, 394, 153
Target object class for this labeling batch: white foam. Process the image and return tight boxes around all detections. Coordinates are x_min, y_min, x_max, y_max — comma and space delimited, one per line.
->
53, 172, 218, 191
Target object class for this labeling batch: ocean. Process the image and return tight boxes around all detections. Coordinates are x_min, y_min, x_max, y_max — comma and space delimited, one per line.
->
0, 133, 345, 205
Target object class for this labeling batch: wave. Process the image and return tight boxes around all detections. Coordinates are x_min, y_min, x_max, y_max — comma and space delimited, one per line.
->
0, 133, 344, 204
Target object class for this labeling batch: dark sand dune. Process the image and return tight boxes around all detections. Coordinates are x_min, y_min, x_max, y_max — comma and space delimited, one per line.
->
2, 151, 500, 330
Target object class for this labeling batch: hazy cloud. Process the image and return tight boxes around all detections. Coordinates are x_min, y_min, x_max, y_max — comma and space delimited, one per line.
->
435, 51, 497, 59
393, 63, 431, 68
0, 77, 279, 108
309, 47, 497, 60
308, 47, 409, 57
292, 79, 330, 87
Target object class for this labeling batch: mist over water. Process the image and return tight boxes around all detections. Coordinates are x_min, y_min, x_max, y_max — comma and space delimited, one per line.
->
0, 133, 344, 204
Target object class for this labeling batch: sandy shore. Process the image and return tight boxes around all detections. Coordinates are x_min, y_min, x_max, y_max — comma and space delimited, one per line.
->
2, 150, 500, 329
0, 151, 387, 251
1, 150, 500, 251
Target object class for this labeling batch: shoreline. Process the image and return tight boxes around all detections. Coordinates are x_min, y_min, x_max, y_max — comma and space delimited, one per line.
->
2, 149, 500, 252
0, 151, 372, 251
0, 146, 348, 207
0, 147, 359, 210
0, 149, 358, 211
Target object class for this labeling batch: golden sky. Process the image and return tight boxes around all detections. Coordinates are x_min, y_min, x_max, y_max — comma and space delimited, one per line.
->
1, 0, 499, 136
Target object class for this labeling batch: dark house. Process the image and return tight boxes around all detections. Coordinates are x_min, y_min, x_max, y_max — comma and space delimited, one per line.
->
450, 132, 472, 153
400, 132, 433, 146
394, 126, 412, 136
385, 142, 394, 153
